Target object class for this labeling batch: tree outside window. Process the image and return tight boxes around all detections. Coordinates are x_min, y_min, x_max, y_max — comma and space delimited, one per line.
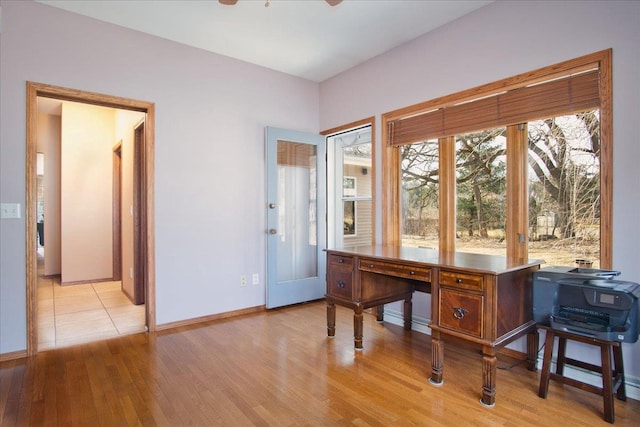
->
401, 109, 600, 266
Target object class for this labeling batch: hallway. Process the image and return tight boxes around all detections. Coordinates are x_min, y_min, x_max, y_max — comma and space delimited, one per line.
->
37, 250, 146, 350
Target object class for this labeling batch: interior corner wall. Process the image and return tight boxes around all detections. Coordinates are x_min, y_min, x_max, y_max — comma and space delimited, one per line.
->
318, 0, 640, 379
60, 102, 115, 284
37, 112, 62, 276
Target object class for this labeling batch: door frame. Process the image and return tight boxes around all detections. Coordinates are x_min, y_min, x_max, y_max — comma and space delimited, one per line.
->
321, 117, 377, 246
133, 121, 147, 305
26, 81, 156, 355
112, 142, 123, 282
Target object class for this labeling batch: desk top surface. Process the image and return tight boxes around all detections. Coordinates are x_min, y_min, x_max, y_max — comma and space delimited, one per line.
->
326, 245, 543, 275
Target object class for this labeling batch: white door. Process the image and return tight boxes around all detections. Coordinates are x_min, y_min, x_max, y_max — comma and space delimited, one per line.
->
266, 127, 326, 309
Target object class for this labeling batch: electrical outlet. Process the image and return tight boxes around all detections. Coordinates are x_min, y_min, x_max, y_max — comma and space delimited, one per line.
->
240, 275, 247, 286
252, 273, 259, 285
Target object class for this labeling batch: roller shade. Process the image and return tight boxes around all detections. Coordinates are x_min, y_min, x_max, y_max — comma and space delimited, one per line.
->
388, 69, 600, 146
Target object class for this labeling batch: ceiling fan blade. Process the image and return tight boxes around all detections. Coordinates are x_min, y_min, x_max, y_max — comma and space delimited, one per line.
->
325, 0, 342, 5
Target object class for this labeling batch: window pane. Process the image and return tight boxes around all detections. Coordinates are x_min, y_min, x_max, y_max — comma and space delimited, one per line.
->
401, 140, 439, 249
343, 201, 355, 235
528, 110, 601, 268
277, 141, 317, 281
455, 128, 507, 255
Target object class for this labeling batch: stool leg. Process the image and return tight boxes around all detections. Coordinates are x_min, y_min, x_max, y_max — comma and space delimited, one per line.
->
601, 344, 614, 423
556, 337, 567, 375
538, 330, 555, 398
526, 329, 539, 371
613, 344, 626, 401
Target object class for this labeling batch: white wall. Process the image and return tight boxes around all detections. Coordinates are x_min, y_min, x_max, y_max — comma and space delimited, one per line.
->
34, 106, 143, 288
37, 113, 62, 276
319, 1, 640, 379
61, 102, 115, 283
0, 0, 319, 353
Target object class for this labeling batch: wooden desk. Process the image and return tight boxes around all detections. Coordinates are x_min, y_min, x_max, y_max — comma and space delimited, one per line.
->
325, 245, 542, 407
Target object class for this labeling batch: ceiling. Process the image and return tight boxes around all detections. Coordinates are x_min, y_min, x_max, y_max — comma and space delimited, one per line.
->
36, 0, 493, 82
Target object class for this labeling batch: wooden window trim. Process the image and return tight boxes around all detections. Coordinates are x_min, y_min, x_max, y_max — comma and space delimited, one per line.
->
439, 136, 456, 251
505, 124, 529, 261
381, 49, 612, 268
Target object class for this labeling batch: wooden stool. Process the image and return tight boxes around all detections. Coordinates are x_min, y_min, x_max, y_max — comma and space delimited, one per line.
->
537, 325, 626, 423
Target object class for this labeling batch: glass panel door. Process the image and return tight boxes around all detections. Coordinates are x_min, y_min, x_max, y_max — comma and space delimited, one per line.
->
266, 127, 326, 309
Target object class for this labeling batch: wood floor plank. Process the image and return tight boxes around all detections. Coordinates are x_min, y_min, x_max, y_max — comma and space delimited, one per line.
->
2, 301, 639, 426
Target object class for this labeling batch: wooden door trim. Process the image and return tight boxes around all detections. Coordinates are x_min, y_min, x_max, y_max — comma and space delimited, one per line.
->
26, 81, 156, 355
113, 142, 123, 282
133, 122, 146, 305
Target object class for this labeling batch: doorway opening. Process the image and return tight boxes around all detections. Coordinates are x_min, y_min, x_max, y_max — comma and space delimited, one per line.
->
26, 82, 156, 355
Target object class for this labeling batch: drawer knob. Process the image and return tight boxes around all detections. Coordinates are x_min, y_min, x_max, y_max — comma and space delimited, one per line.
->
338, 258, 344, 263
409, 271, 415, 275
368, 264, 374, 268
453, 306, 469, 320
456, 278, 463, 284
337, 280, 345, 288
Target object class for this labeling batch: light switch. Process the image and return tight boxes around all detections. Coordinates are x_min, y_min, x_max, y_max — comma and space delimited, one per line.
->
0, 203, 21, 219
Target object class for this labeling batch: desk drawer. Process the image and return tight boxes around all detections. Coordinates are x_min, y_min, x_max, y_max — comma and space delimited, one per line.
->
440, 270, 484, 291
327, 268, 353, 299
328, 254, 354, 268
359, 258, 431, 282
439, 289, 483, 338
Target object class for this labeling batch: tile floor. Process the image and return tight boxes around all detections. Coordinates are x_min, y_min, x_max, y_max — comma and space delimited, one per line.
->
37, 252, 146, 350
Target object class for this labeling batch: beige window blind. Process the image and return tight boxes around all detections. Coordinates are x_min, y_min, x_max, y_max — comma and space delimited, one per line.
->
388, 69, 600, 146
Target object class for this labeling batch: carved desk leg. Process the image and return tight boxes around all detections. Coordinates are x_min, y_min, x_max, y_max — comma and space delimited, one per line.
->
403, 295, 413, 331
429, 330, 444, 386
327, 301, 336, 337
354, 303, 364, 350
527, 328, 539, 371
481, 346, 497, 407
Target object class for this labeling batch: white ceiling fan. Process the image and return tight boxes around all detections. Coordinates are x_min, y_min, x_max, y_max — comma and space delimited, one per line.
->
220, 0, 342, 6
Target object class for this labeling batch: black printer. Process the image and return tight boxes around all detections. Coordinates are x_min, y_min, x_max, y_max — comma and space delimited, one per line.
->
533, 266, 640, 343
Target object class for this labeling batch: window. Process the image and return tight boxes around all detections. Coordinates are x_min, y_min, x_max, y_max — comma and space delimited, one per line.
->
343, 201, 356, 235
455, 128, 507, 255
325, 120, 375, 248
343, 177, 357, 235
528, 110, 601, 267
383, 50, 612, 268
343, 176, 357, 197
401, 139, 439, 248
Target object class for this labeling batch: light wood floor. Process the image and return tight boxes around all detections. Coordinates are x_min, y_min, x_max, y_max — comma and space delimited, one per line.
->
2, 301, 638, 426
37, 249, 146, 350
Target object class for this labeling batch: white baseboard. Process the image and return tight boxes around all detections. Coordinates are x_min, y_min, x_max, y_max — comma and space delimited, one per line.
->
381, 308, 640, 401
381, 307, 431, 336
